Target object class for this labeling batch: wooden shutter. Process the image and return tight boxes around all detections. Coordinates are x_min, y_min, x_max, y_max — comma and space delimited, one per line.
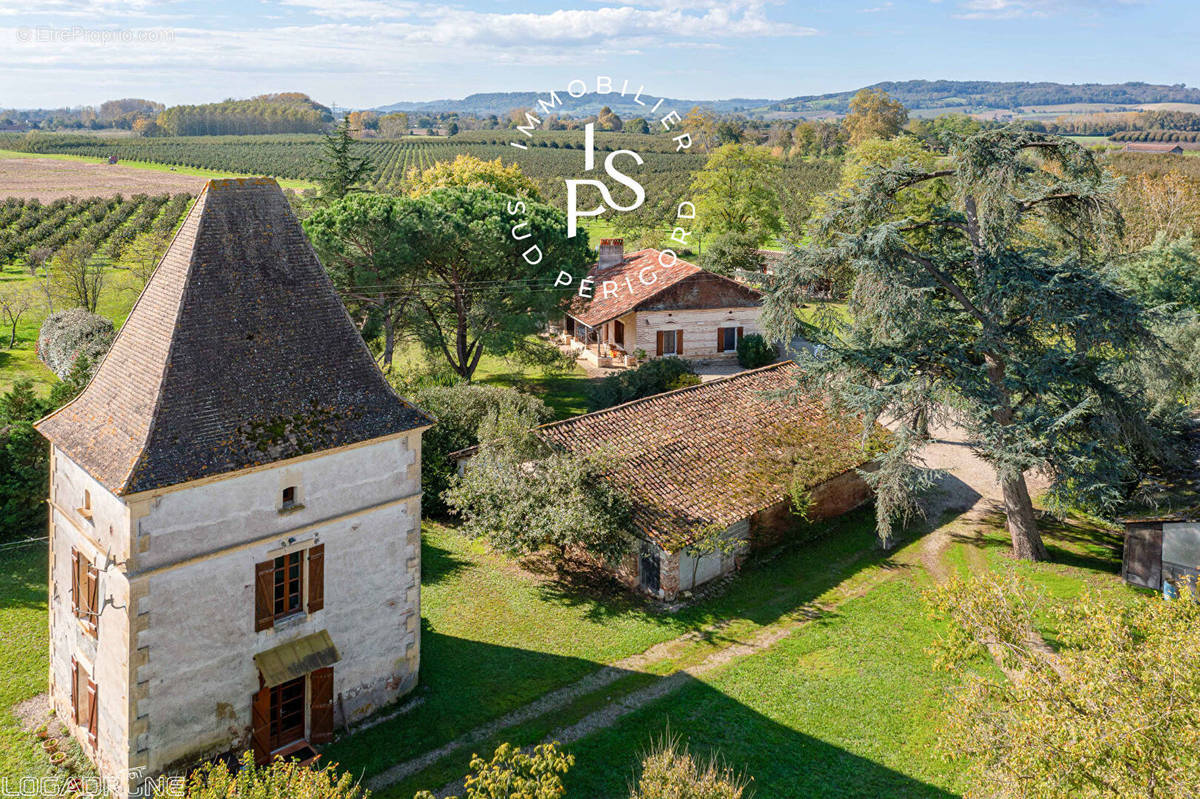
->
717, 328, 725, 352
85, 678, 98, 749
737, 326, 744, 342
309, 667, 334, 744
307, 545, 324, 614
675, 330, 684, 355
71, 657, 80, 725
251, 682, 271, 765
656, 331, 663, 356
254, 561, 275, 632
71, 549, 80, 619
84, 563, 99, 635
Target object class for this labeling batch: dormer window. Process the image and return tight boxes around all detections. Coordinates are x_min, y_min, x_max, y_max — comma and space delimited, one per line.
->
78, 489, 93, 522
280, 486, 299, 512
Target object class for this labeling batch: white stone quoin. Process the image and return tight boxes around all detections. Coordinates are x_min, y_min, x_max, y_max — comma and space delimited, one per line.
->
36, 178, 431, 797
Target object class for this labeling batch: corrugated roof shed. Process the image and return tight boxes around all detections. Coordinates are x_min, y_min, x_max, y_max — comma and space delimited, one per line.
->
36, 177, 431, 496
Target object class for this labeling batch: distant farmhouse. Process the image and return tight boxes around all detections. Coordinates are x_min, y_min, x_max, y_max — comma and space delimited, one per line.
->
457, 362, 878, 599
561, 239, 764, 369
1123, 142, 1186, 155
36, 179, 431, 796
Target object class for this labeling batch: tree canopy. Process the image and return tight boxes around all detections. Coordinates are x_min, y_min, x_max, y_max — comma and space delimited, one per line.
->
690, 144, 782, 247
843, 88, 909, 145
762, 129, 1181, 559
407, 154, 541, 200
306, 184, 591, 379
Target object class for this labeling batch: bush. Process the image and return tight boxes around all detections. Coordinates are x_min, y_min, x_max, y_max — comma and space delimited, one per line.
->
444, 406, 632, 565
735, 334, 775, 369
415, 742, 573, 799
630, 736, 749, 799
36, 308, 113, 380
410, 383, 552, 515
588, 357, 699, 411
157, 751, 367, 798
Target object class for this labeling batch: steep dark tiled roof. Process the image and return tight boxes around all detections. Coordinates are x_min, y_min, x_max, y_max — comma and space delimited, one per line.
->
537, 362, 878, 550
37, 178, 431, 496
567, 249, 758, 328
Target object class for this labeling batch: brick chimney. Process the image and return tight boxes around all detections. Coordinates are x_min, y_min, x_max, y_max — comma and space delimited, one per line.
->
597, 238, 624, 270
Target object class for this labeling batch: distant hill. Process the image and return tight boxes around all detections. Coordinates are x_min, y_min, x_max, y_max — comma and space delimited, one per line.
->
374, 82, 1200, 120
761, 80, 1200, 116
374, 92, 771, 118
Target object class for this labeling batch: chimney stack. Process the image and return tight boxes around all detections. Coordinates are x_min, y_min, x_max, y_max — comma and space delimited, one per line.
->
597, 238, 624, 270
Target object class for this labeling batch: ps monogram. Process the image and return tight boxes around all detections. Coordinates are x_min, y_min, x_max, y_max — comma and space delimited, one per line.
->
565, 122, 646, 238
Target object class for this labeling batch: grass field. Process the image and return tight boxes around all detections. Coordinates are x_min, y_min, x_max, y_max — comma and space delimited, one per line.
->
0, 497, 1146, 796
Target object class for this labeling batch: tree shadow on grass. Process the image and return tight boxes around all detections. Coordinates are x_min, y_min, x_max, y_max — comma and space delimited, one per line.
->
421, 536, 472, 587
336, 632, 957, 799
960, 508, 1123, 574
565, 675, 962, 799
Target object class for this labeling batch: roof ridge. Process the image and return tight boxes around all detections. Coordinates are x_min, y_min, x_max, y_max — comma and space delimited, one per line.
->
121, 186, 212, 493
34, 187, 206, 446
537, 360, 796, 433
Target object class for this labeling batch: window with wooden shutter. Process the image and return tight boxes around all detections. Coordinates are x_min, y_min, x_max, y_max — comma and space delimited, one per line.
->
71, 549, 80, 620
82, 562, 99, 637
251, 680, 271, 765
307, 545, 324, 614
85, 678, 98, 749
309, 667, 334, 744
255, 561, 275, 631
71, 657, 80, 725
675, 330, 684, 355
737, 326, 744, 342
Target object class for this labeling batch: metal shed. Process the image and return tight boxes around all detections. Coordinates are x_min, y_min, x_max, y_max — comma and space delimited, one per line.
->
1122, 517, 1200, 595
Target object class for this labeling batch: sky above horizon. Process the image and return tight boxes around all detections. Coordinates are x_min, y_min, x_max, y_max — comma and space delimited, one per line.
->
0, 0, 1194, 110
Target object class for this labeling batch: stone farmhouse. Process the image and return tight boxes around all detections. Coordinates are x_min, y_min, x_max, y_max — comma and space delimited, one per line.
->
457, 362, 878, 600
561, 239, 763, 368
35, 178, 431, 796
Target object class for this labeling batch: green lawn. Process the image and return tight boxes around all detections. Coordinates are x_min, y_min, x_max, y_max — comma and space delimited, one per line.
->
0, 496, 1144, 796
0, 265, 141, 395
0, 546, 51, 780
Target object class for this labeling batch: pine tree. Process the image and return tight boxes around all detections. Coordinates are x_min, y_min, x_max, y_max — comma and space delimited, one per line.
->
763, 129, 1180, 560
317, 119, 372, 201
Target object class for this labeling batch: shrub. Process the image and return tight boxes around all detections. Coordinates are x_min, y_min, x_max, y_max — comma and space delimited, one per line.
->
588, 357, 699, 411
155, 751, 368, 799
0, 380, 52, 542
415, 742, 574, 799
735, 334, 775, 369
443, 406, 632, 565
410, 383, 552, 515
630, 735, 749, 799
36, 308, 113, 380
929, 572, 1200, 799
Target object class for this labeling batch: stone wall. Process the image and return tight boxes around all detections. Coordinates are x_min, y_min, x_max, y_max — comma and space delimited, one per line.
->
48, 430, 425, 796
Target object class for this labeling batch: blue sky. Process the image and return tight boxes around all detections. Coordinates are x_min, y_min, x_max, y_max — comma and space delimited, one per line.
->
0, 0, 1194, 109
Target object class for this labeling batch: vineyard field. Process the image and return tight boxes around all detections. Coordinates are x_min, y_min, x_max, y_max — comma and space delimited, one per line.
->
0, 192, 191, 269
0, 132, 841, 231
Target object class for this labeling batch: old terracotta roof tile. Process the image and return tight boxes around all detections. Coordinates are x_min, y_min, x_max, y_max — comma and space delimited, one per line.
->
537, 362, 876, 550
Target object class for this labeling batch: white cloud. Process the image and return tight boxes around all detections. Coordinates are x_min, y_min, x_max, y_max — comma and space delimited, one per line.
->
952, 0, 1143, 19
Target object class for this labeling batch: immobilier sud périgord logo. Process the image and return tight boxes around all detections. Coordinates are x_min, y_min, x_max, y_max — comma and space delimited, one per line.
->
503, 77, 701, 303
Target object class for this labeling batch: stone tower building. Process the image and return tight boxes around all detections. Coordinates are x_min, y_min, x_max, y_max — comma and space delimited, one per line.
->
35, 178, 431, 795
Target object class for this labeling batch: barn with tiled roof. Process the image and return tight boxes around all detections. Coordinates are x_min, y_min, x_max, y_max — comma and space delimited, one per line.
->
458, 362, 881, 599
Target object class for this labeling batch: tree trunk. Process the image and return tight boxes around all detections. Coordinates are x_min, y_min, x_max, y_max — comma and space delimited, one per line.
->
1000, 473, 1048, 561
381, 317, 395, 373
